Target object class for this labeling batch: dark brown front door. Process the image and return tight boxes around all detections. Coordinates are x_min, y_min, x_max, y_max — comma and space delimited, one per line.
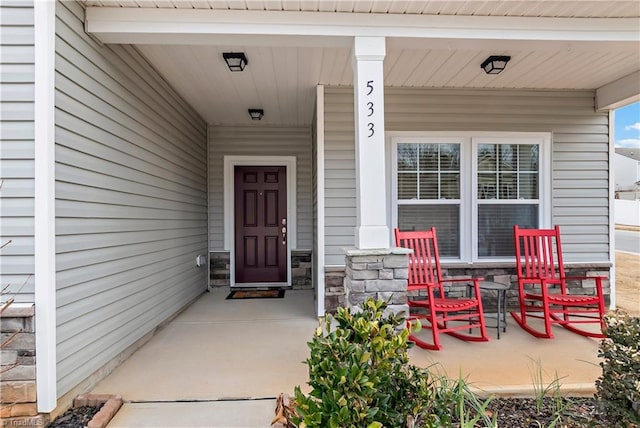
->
234, 166, 287, 284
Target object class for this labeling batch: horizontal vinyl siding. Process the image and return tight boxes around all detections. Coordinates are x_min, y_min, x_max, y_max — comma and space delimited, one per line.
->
208, 126, 313, 250
0, 1, 35, 303
323, 87, 609, 265
55, 1, 207, 397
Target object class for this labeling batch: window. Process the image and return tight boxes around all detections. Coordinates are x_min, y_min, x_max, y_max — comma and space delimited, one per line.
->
392, 133, 550, 261
395, 140, 462, 258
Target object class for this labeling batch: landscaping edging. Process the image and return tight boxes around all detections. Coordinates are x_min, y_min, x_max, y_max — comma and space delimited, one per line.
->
73, 394, 123, 428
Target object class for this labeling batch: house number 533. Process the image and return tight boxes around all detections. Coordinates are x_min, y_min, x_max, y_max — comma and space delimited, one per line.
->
366, 80, 375, 138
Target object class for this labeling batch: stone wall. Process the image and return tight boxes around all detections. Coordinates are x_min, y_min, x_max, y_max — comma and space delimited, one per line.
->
0, 304, 44, 427
321, 264, 611, 313
209, 251, 230, 287
324, 267, 346, 313
209, 250, 313, 289
290, 250, 312, 289
343, 248, 411, 318
408, 265, 611, 311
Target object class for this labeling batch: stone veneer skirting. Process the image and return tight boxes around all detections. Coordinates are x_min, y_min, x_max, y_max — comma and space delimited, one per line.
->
342, 247, 412, 318
325, 263, 611, 313
0, 304, 45, 427
209, 250, 312, 289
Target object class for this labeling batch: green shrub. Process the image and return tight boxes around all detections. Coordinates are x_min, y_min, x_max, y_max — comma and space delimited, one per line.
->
596, 311, 640, 427
291, 298, 494, 428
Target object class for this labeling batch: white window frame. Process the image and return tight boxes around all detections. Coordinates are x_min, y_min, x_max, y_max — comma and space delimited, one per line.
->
471, 135, 552, 261
391, 136, 468, 260
390, 132, 551, 263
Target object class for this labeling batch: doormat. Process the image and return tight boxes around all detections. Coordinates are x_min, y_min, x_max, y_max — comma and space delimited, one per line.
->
226, 289, 285, 300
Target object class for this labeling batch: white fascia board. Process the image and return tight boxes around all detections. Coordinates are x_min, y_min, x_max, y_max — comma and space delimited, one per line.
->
596, 70, 640, 111
85, 7, 640, 45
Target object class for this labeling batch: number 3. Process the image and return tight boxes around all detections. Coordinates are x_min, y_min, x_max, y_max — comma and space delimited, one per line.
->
367, 123, 374, 137
367, 102, 374, 117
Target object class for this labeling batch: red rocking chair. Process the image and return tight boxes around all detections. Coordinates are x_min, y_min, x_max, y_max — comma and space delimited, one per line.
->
511, 225, 606, 339
394, 228, 489, 350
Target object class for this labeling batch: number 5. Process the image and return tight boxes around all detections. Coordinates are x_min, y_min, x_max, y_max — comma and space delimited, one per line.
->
366, 80, 373, 95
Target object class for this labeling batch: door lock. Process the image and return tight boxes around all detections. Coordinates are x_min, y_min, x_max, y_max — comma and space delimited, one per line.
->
281, 219, 287, 246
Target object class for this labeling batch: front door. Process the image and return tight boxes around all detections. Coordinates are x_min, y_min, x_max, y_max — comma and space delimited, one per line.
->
234, 166, 287, 285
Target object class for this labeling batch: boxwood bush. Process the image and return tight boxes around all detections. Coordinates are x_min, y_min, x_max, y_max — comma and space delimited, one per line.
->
596, 310, 640, 427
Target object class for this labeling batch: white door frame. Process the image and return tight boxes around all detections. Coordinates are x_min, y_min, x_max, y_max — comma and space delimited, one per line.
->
223, 156, 297, 287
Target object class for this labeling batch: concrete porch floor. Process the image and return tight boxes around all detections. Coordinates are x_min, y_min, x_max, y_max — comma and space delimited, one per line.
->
93, 288, 602, 427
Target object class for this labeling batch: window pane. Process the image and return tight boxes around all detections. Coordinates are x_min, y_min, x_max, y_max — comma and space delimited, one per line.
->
478, 204, 538, 258
478, 144, 496, 171
397, 142, 460, 201
398, 144, 417, 171
398, 173, 417, 199
478, 174, 496, 199
499, 173, 517, 199
398, 205, 460, 257
519, 145, 538, 172
419, 173, 438, 199
418, 144, 438, 171
478, 143, 540, 201
440, 173, 460, 199
498, 145, 515, 171
519, 172, 538, 199
439, 144, 460, 171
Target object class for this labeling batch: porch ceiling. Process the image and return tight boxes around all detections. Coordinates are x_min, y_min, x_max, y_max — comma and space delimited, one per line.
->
82, 1, 640, 127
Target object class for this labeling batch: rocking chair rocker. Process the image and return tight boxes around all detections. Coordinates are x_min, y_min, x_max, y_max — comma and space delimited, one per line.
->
394, 228, 489, 350
511, 225, 606, 339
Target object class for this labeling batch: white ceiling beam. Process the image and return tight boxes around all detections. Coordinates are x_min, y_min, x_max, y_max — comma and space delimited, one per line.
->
596, 71, 640, 112
85, 7, 640, 46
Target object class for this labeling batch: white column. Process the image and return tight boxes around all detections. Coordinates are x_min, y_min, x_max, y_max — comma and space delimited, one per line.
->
352, 36, 389, 249
34, 0, 57, 412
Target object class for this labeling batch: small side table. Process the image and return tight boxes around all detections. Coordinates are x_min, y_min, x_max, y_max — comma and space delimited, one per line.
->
467, 281, 509, 339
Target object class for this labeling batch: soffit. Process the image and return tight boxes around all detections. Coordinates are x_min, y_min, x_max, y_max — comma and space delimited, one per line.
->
81, 1, 640, 126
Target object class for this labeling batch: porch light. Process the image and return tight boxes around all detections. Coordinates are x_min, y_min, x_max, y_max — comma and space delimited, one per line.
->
248, 109, 264, 120
481, 55, 511, 74
223, 52, 248, 71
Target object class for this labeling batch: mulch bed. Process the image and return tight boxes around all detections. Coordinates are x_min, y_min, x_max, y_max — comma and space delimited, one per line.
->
47, 397, 609, 427
486, 397, 608, 427
47, 404, 103, 428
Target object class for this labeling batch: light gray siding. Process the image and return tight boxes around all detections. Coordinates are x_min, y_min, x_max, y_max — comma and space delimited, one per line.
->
55, 1, 208, 397
0, 1, 35, 303
323, 87, 610, 265
208, 126, 313, 251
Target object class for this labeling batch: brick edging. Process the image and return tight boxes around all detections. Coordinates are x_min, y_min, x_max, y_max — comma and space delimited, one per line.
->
73, 394, 123, 428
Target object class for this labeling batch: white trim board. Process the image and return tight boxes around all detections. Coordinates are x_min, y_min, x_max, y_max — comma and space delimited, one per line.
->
86, 7, 640, 46
315, 85, 326, 317
223, 156, 297, 287
34, 0, 57, 412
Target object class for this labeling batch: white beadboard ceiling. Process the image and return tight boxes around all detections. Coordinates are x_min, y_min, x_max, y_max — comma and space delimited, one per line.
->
82, 1, 640, 126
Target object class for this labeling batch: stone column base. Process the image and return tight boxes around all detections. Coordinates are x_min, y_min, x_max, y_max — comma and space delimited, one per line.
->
342, 247, 411, 318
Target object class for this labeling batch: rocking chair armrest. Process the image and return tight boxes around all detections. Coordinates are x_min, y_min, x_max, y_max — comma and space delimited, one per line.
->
408, 282, 440, 289
562, 275, 606, 281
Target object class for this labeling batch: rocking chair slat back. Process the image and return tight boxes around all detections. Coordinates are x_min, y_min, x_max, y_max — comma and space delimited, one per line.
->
394, 228, 443, 292
516, 225, 565, 283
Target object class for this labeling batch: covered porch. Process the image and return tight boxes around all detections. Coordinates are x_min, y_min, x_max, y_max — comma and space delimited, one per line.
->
91, 288, 602, 427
